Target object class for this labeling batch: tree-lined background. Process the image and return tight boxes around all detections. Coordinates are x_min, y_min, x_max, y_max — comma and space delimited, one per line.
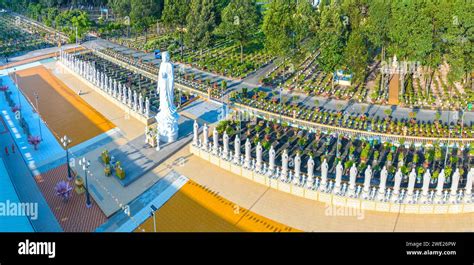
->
0, 0, 472, 86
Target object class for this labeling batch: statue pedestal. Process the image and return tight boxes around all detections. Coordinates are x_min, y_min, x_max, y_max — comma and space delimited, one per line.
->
156, 111, 179, 143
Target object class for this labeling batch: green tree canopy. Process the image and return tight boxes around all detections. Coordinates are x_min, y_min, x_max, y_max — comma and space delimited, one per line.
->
217, 0, 259, 62
185, 0, 216, 53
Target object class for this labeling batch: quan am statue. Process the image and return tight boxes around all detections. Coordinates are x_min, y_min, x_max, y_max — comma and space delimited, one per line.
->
155, 51, 179, 143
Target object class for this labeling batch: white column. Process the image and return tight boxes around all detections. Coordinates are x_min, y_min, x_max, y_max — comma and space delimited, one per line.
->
307, 156, 315, 187
223, 132, 229, 160
212, 127, 219, 155
202, 123, 209, 150
377, 166, 388, 201
405, 168, 416, 203
450, 168, 460, 203
320, 159, 328, 191
435, 169, 446, 203
193, 120, 199, 146
348, 163, 358, 196
293, 153, 301, 185
281, 149, 289, 181
233, 136, 241, 164
464, 168, 473, 203
244, 138, 251, 168
256, 142, 262, 172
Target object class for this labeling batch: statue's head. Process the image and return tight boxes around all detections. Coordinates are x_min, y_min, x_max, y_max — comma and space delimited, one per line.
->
162, 51, 170, 62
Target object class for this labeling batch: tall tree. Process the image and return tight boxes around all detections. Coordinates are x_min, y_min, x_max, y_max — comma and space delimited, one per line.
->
388, 1, 432, 63
263, 0, 316, 64
365, 0, 390, 61
344, 28, 368, 83
218, 0, 259, 63
185, 0, 216, 53
317, 2, 346, 73
162, 0, 190, 60
130, 0, 163, 41
108, 0, 131, 18
445, 0, 473, 86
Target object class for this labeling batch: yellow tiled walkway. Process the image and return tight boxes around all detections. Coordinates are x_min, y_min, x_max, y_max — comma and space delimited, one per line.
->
135, 181, 299, 232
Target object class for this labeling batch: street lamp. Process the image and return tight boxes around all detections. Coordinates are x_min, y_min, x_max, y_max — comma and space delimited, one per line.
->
61, 135, 73, 181
150, 205, 157, 232
78, 157, 92, 208
34, 92, 43, 141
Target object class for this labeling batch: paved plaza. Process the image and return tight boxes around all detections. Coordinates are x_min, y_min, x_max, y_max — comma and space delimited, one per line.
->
15, 65, 116, 147
34, 164, 107, 232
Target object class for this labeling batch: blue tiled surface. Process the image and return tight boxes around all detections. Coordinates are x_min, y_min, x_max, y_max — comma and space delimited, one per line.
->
181, 99, 223, 124
0, 75, 64, 173
0, 159, 34, 232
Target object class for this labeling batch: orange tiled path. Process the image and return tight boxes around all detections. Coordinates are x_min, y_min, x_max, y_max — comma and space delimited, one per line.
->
34, 164, 107, 232
15, 65, 115, 147
136, 181, 299, 232
388, 73, 400, 105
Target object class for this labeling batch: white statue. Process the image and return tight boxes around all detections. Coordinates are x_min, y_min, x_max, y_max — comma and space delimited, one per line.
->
307, 156, 315, 185
464, 168, 473, 202
133, 90, 138, 110
145, 97, 150, 117
281, 149, 289, 180
393, 168, 402, 196
421, 169, 431, 196
155, 51, 179, 143
202, 123, 209, 150
269, 145, 276, 173
244, 139, 251, 168
256, 142, 262, 172
234, 136, 241, 164
139, 93, 144, 113
436, 169, 446, 196
362, 165, 372, 198
363, 166, 372, 191
450, 168, 460, 203
128, 87, 132, 106
377, 166, 388, 201
212, 127, 219, 154
294, 153, 301, 184
193, 120, 199, 145
348, 163, 358, 193
223, 132, 229, 160
320, 159, 328, 189
405, 168, 417, 203
333, 161, 343, 194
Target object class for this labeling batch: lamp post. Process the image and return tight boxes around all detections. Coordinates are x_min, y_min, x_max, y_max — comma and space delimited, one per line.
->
79, 157, 92, 208
61, 135, 72, 181
34, 92, 43, 141
150, 205, 157, 232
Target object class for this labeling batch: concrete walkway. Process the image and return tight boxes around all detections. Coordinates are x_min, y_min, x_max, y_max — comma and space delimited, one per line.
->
155, 144, 474, 232
0, 116, 62, 232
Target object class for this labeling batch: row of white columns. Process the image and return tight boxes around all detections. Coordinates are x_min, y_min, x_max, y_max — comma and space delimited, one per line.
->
59, 50, 151, 118
192, 121, 473, 205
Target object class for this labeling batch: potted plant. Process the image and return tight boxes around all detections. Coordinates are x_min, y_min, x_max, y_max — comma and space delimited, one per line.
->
101, 149, 110, 165
104, 164, 111, 176
115, 161, 125, 180
55, 181, 73, 202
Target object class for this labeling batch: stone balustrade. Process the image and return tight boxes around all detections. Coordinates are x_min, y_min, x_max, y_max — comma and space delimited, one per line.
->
190, 120, 474, 214
58, 50, 153, 125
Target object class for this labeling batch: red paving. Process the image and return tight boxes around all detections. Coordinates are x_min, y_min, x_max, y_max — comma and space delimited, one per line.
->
34, 164, 107, 232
